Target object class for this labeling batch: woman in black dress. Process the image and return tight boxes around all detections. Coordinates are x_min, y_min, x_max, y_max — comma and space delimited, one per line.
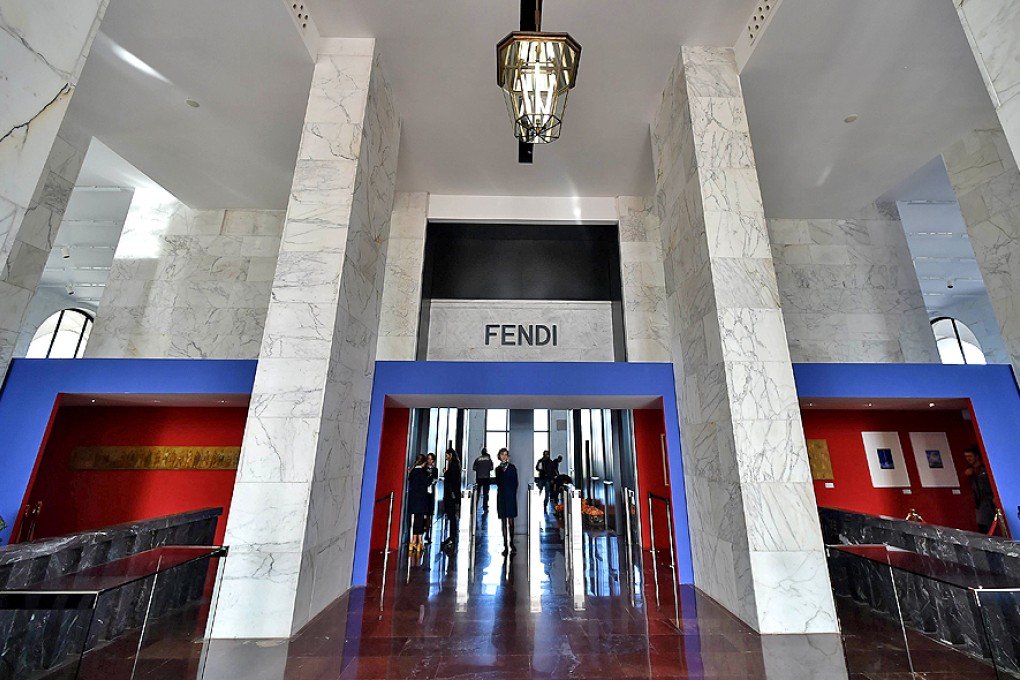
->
494, 447, 519, 556
407, 454, 431, 553
424, 452, 439, 543
442, 448, 462, 550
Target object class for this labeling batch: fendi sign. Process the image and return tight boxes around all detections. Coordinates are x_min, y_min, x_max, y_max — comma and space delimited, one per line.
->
485, 324, 559, 347
426, 299, 614, 362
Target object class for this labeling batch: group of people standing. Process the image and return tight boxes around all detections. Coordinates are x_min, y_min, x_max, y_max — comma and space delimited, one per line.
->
407, 446, 522, 556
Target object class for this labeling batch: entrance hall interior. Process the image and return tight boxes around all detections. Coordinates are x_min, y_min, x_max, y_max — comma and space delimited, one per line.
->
7, 0, 1020, 679
369, 404, 676, 613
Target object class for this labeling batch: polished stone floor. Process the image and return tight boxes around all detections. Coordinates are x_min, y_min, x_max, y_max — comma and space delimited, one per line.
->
63, 506, 1001, 680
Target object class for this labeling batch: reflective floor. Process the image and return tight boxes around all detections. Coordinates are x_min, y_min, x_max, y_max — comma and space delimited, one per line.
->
58, 506, 1003, 680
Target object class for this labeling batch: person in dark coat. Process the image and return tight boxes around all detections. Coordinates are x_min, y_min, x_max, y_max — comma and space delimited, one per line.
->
963, 446, 996, 533
494, 447, 519, 556
407, 454, 431, 553
473, 448, 494, 511
536, 450, 556, 512
442, 448, 462, 550
424, 452, 439, 543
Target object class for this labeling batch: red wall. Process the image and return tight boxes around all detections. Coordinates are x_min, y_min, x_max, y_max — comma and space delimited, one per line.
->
803, 408, 988, 531
371, 407, 410, 551
24, 405, 245, 544
634, 407, 674, 549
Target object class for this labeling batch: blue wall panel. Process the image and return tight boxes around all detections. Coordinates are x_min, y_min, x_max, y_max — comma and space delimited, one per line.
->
352, 361, 694, 584
793, 363, 1020, 536
0, 358, 257, 544
5, 358, 1018, 591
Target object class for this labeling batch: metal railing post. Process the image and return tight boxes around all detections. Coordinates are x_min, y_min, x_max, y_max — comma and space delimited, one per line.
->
456, 487, 473, 609
648, 493, 660, 609
568, 487, 585, 610
664, 495, 680, 628
377, 492, 395, 611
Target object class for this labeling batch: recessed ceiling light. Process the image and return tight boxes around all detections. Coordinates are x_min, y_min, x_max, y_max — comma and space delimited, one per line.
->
866, 402, 873, 407
807, 402, 813, 407
929, 402, 936, 408
185, 99, 200, 108
844, 114, 859, 124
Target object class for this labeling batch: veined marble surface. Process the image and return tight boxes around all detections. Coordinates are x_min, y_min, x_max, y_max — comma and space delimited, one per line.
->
85, 187, 284, 359
944, 126, 1020, 378
618, 196, 671, 362
651, 46, 836, 634
0, 2, 107, 382
216, 38, 400, 639
954, 0, 1020, 168
376, 192, 427, 360
768, 206, 939, 364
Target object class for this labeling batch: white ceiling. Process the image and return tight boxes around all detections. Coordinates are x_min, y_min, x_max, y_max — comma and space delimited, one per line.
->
309, 0, 759, 198
67, 0, 313, 209
38, 140, 153, 304
741, 0, 998, 217
61, 0, 1000, 218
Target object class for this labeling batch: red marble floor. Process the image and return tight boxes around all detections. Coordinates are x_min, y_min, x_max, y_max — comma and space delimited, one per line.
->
57, 508, 1003, 680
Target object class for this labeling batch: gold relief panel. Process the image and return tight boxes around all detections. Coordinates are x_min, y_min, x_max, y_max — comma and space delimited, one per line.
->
806, 439, 834, 481
69, 446, 241, 470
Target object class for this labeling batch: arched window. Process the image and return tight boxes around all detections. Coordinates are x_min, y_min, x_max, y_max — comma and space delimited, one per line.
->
931, 317, 986, 365
26, 309, 94, 359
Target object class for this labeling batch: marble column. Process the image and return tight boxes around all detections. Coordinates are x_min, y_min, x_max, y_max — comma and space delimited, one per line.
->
214, 38, 400, 638
768, 204, 939, 364
376, 192, 427, 360
85, 194, 284, 359
651, 47, 836, 634
0, 2, 108, 379
954, 0, 1020, 168
943, 127, 1020, 377
618, 196, 671, 362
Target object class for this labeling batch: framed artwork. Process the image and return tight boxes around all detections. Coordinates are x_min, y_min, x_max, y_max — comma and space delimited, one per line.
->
908, 432, 960, 488
877, 448, 895, 469
861, 432, 911, 488
806, 439, 834, 481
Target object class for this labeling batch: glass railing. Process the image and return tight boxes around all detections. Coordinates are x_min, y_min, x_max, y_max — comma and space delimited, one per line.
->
828, 543, 1019, 679
0, 545, 226, 680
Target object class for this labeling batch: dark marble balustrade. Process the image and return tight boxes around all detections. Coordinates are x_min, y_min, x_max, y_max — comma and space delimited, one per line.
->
0, 508, 222, 679
821, 507, 1020, 675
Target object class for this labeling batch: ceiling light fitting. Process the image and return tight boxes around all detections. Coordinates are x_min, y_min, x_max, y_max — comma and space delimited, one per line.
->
185, 99, 200, 108
497, 0, 581, 159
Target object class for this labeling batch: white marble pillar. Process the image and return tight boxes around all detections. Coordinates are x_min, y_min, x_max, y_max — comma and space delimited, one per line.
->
944, 127, 1020, 377
214, 38, 400, 638
376, 192, 428, 360
85, 194, 284, 359
618, 196, 671, 362
768, 204, 939, 364
954, 0, 1020, 168
651, 47, 836, 634
0, 2, 108, 378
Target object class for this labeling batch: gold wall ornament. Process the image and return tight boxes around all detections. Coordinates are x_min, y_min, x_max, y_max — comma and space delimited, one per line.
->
806, 439, 835, 481
496, 31, 581, 144
69, 446, 241, 470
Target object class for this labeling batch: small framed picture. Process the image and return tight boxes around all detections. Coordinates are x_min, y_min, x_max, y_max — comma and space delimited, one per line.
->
926, 449, 944, 469
877, 448, 895, 470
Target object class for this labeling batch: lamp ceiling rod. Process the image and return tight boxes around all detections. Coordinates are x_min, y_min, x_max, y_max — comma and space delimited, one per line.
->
517, 0, 542, 163
521, 0, 543, 32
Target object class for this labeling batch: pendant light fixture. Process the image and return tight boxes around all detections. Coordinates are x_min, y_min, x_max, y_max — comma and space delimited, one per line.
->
497, 0, 581, 162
